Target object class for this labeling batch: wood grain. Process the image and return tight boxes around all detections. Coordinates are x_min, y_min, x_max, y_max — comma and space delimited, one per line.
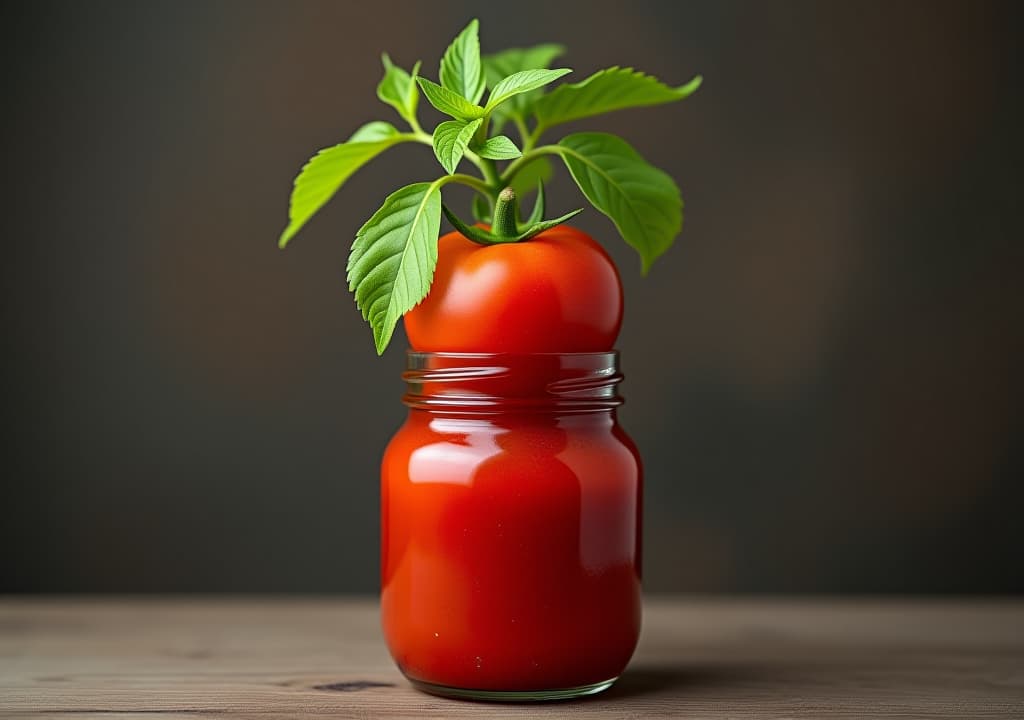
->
1, 597, 1022, 718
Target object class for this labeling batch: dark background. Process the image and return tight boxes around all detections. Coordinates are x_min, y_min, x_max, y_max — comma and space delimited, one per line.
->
3, 0, 1021, 594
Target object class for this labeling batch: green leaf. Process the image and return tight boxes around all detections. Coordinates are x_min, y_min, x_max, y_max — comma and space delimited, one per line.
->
432, 118, 483, 174
557, 132, 681, 273
475, 135, 521, 160
507, 156, 553, 197
485, 68, 572, 113
483, 44, 566, 125
439, 19, 485, 104
279, 136, 405, 248
348, 121, 400, 143
416, 77, 485, 120
377, 55, 422, 126
483, 44, 565, 101
346, 182, 443, 354
533, 67, 702, 130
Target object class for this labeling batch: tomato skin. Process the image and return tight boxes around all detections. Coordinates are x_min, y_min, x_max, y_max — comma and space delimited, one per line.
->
404, 225, 623, 353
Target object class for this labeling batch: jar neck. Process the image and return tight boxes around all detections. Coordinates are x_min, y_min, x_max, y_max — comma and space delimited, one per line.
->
402, 351, 624, 415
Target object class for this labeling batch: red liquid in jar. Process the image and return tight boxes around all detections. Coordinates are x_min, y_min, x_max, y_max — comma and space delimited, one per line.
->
381, 353, 642, 692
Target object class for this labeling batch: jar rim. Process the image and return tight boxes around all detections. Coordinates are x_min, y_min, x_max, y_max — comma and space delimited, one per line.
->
407, 350, 620, 360
402, 349, 623, 413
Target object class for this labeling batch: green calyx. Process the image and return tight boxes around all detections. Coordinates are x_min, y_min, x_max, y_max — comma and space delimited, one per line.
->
278, 17, 701, 354
443, 184, 583, 245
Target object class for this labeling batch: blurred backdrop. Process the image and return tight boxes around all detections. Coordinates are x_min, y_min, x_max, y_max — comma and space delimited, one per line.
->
2, 0, 1021, 593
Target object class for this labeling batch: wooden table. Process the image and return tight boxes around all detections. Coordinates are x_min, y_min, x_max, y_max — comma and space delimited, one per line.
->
2, 598, 1022, 718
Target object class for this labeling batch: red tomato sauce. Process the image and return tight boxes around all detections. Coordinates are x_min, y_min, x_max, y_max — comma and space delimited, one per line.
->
381, 352, 642, 692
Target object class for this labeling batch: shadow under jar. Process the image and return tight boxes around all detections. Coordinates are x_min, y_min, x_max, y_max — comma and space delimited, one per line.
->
381, 351, 643, 701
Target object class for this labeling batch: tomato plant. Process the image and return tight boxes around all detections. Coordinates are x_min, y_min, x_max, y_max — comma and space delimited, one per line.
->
278, 19, 700, 354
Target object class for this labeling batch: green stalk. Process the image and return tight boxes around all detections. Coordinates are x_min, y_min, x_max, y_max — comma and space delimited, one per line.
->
500, 145, 563, 185
478, 157, 502, 190
491, 188, 519, 237
446, 173, 493, 196
526, 123, 547, 151
513, 116, 533, 152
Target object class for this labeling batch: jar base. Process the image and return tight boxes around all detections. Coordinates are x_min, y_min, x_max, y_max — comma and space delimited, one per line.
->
407, 676, 618, 702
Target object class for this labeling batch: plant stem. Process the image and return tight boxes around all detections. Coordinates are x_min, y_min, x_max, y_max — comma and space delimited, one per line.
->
526, 123, 547, 151
463, 150, 489, 177
478, 157, 502, 190
446, 173, 493, 196
513, 116, 533, 152
500, 145, 563, 185
474, 116, 491, 147
409, 130, 434, 147
407, 116, 426, 136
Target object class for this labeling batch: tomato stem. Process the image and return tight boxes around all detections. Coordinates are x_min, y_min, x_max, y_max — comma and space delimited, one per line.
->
443, 193, 583, 247
492, 188, 519, 237
442, 204, 517, 245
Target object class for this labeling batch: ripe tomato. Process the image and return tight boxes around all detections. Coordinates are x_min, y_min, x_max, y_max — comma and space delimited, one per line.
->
404, 225, 622, 353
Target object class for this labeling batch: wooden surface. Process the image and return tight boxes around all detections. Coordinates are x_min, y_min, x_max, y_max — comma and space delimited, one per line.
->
1, 598, 1023, 719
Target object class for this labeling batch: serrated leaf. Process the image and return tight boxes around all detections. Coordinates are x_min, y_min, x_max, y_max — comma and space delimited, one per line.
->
557, 132, 681, 273
416, 77, 485, 120
432, 118, 483, 174
346, 182, 443, 354
483, 44, 566, 84
533, 67, 701, 130
508, 156, 553, 197
377, 55, 422, 126
483, 44, 566, 129
279, 137, 405, 248
439, 19, 485, 104
485, 68, 572, 113
475, 135, 521, 160
348, 121, 400, 143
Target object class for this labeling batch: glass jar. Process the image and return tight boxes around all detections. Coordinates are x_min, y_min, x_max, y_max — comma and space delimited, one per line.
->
381, 351, 642, 701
